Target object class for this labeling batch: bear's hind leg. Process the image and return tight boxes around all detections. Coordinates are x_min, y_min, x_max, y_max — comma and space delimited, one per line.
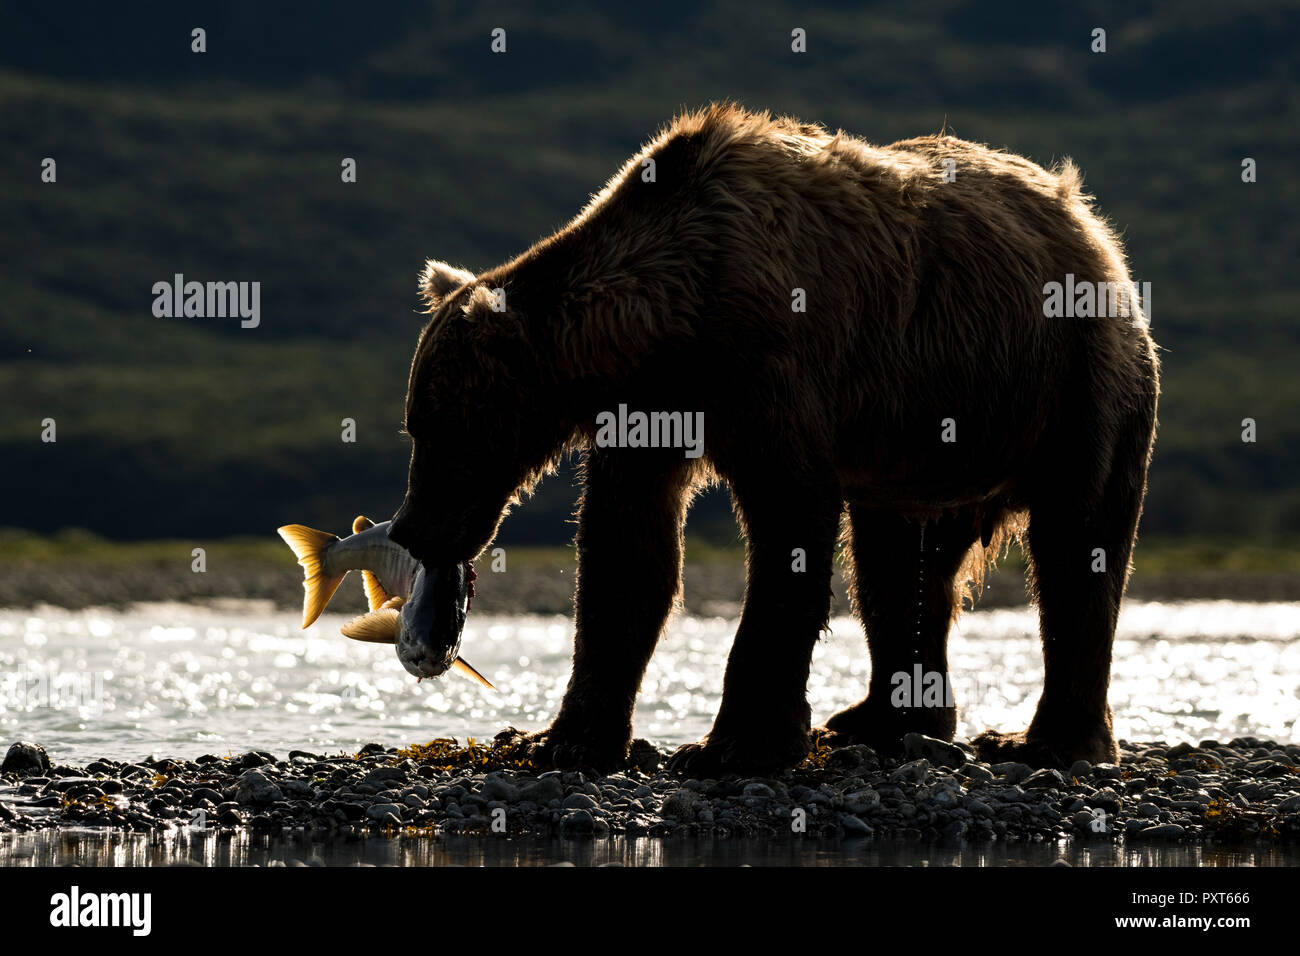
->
524, 447, 696, 773
974, 386, 1156, 768
824, 508, 978, 755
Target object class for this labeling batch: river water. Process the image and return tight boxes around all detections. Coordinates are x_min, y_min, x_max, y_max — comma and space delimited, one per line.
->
2, 599, 1297, 765
2, 599, 1297, 867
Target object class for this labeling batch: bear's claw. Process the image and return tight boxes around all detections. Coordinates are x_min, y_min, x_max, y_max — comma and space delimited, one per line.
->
972, 728, 1117, 768
501, 724, 630, 775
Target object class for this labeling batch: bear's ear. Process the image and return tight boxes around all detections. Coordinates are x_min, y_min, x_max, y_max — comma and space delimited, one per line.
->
419, 260, 476, 310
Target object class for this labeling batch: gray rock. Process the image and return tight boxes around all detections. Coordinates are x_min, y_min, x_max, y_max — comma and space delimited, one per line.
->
991, 762, 1034, 784
562, 792, 598, 811
361, 766, 408, 787
1089, 788, 1122, 814
366, 803, 404, 822
993, 786, 1031, 804
844, 789, 881, 814
280, 779, 313, 798
234, 770, 283, 806
903, 734, 967, 768
742, 782, 776, 799
841, 814, 872, 835
629, 739, 662, 774
1136, 802, 1161, 818
519, 777, 563, 804
1278, 794, 1300, 812
962, 763, 995, 784
1137, 823, 1186, 839
483, 777, 520, 803
2, 741, 51, 777
1067, 760, 1093, 780
561, 809, 594, 833
1072, 810, 1098, 829
889, 759, 930, 784
662, 788, 703, 821
1023, 768, 1066, 790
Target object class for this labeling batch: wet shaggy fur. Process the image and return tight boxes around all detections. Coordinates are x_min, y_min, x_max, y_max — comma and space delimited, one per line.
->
389, 103, 1160, 775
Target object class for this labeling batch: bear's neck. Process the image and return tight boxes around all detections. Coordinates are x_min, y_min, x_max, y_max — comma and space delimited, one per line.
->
483, 223, 700, 416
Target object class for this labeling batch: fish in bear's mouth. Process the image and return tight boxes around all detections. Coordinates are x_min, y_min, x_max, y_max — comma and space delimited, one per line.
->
277, 517, 490, 687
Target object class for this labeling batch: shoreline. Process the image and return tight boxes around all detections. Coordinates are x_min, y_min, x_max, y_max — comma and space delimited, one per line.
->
4, 735, 1298, 847
3, 562, 1299, 616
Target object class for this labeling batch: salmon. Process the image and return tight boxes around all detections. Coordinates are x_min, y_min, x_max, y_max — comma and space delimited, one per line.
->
277, 517, 491, 688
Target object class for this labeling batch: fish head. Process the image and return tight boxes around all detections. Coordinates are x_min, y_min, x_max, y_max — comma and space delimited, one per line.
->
394, 562, 470, 679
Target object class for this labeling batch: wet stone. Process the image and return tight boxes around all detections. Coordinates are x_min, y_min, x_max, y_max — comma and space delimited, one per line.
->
991, 763, 1034, 785
561, 809, 595, 833
903, 734, 967, 769
2, 741, 52, 777
562, 792, 598, 811
234, 770, 283, 806
889, 759, 930, 784
1023, 769, 1066, 790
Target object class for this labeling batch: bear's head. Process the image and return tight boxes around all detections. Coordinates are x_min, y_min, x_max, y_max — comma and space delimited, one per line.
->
388, 260, 574, 565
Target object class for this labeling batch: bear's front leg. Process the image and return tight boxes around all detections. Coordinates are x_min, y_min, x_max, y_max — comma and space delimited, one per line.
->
668, 469, 841, 776
524, 447, 696, 774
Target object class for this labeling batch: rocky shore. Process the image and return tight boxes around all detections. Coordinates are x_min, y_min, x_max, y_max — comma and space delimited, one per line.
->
4, 734, 1299, 845
3, 559, 1299, 616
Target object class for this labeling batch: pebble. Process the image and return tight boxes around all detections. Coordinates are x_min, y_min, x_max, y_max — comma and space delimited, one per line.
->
234, 770, 283, 806
903, 734, 966, 769
2, 736, 1297, 845
1023, 769, 1066, 790
1136, 823, 1186, 840
889, 759, 930, 784
991, 762, 1034, 784
841, 814, 871, 835
2, 741, 51, 777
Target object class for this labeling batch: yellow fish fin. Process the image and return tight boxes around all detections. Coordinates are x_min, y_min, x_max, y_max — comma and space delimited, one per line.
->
451, 657, 495, 690
362, 570, 394, 612
340, 608, 401, 644
277, 524, 344, 629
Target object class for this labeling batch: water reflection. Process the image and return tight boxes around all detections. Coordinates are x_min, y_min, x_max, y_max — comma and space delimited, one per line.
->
4, 600, 1299, 765
0, 829, 1288, 867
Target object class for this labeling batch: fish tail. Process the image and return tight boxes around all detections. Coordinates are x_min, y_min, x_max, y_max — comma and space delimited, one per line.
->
276, 524, 345, 628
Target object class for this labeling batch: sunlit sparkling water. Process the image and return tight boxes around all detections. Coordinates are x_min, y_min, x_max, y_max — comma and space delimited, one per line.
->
1, 600, 1297, 765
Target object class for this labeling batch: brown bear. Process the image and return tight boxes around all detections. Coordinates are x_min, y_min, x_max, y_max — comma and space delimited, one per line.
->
388, 103, 1159, 776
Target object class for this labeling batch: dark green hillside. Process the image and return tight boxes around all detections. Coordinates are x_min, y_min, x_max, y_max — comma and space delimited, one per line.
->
1, 1, 1296, 547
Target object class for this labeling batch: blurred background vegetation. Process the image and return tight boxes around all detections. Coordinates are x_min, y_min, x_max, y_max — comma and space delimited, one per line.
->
1, 0, 1297, 573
